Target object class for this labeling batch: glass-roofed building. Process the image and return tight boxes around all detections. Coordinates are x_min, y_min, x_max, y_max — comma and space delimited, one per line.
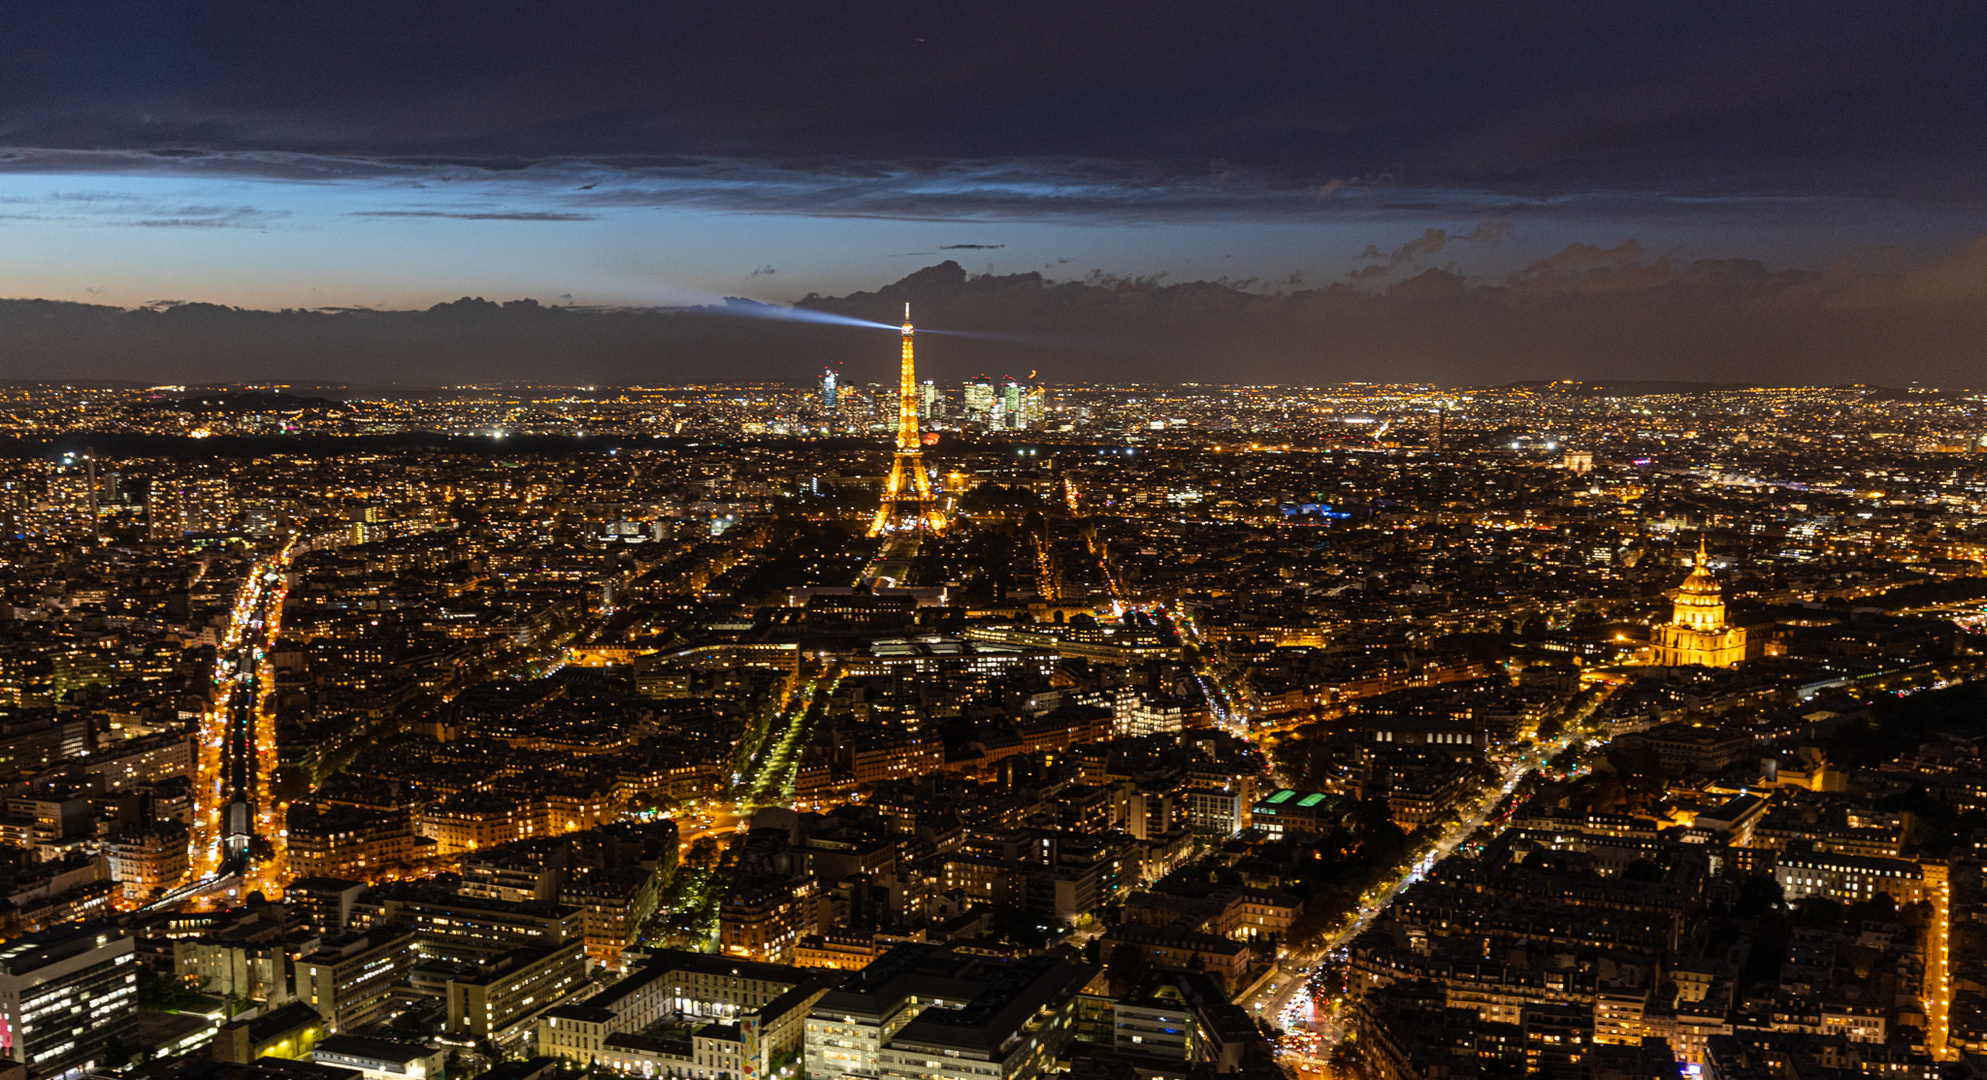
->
1248, 789, 1333, 839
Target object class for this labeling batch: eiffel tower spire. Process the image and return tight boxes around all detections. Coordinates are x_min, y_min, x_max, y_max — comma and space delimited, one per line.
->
869, 305, 947, 535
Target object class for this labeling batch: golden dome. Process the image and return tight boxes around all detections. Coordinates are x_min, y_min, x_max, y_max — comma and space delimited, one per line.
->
1676, 538, 1720, 594
1648, 538, 1746, 668
1677, 563, 1721, 596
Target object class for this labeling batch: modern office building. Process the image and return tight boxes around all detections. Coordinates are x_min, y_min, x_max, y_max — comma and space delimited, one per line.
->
382, 891, 584, 964
312, 1035, 445, 1080
445, 940, 589, 1045
1248, 789, 1333, 839
295, 930, 418, 1033
286, 877, 369, 935
146, 477, 231, 538
539, 950, 824, 1074
212, 1001, 326, 1064
0, 922, 139, 1077
1001, 380, 1024, 429
0, 714, 92, 782
963, 379, 995, 423
1112, 978, 1194, 1061
803, 944, 1094, 1080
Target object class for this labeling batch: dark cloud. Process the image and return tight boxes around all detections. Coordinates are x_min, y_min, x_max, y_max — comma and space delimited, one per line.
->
938, 244, 1004, 250
8, 189, 293, 228
0, 149, 1895, 229
348, 210, 595, 221
1457, 219, 1513, 243
533, 159, 1541, 222
4, 240, 1986, 387
1518, 239, 1646, 275
1390, 227, 1449, 265
125, 205, 286, 228
1507, 240, 1669, 293
0, 4, 1978, 210
128, 216, 256, 228
1374, 219, 1514, 269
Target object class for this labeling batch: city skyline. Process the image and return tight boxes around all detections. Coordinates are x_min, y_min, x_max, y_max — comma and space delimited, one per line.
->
0, 7, 1984, 1080
7, 243, 1987, 388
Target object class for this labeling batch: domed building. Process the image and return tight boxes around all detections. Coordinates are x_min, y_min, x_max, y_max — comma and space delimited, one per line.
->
1647, 540, 1746, 667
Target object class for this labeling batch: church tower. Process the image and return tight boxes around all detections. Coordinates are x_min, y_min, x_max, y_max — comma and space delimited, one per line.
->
1647, 539, 1747, 667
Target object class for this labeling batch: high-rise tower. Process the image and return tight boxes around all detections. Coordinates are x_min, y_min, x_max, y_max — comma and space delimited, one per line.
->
963, 378, 995, 422
870, 305, 947, 535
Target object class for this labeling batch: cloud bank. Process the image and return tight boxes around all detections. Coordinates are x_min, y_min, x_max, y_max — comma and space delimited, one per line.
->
0, 236, 1983, 388
0, 4, 1980, 218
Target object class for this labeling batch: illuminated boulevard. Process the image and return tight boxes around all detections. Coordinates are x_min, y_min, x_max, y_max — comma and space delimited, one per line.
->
185, 533, 332, 903
1237, 692, 1610, 1069
1243, 737, 1571, 1059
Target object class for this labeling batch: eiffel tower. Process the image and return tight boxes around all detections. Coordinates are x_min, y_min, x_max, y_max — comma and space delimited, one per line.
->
869, 304, 948, 536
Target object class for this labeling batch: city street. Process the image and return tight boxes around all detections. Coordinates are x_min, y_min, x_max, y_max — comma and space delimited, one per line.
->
1238, 713, 1602, 1059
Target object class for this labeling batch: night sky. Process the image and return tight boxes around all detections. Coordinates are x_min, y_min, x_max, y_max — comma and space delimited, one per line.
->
3, 2, 1985, 385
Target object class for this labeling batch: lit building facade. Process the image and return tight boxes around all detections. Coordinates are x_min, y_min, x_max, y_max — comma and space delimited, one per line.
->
0, 923, 139, 1077
106, 824, 190, 902
445, 941, 589, 1044
962, 379, 995, 422
1001, 379, 1023, 429
147, 477, 231, 538
1775, 847, 1925, 906
296, 931, 419, 1033
804, 945, 1093, 1080
539, 950, 824, 1074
